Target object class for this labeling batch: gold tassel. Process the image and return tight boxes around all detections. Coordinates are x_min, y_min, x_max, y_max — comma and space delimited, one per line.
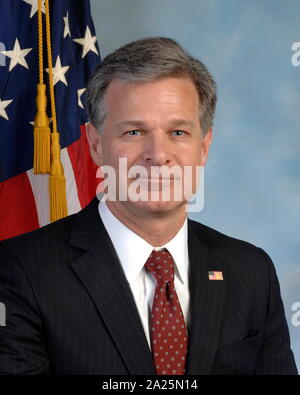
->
49, 132, 68, 222
33, 84, 50, 173
33, 0, 50, 174
44, 0, 68, 222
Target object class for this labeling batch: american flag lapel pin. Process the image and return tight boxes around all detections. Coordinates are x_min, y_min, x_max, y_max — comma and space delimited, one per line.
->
208, 271, 223, 280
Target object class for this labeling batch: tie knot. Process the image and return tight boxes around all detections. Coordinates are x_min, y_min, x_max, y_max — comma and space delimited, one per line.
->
145, 248, 174, 284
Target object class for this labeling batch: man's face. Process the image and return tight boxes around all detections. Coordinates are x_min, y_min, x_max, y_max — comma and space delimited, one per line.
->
87, 77, 212, 218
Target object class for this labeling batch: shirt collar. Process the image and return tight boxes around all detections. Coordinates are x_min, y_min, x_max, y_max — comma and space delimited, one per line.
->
98, 201, 188, 285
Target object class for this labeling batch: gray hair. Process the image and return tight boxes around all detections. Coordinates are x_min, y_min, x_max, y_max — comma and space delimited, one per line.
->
84, 37, 217, 136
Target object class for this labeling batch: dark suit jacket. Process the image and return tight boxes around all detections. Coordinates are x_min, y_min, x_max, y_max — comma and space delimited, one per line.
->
0, 197, 297, 375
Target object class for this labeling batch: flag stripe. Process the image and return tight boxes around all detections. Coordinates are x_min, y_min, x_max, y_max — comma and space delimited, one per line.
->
26, 169, 51, 228
61, 146, 82, 215
0, 172, 39, 240
27, 144, 84, 228
67, 124, 98, 208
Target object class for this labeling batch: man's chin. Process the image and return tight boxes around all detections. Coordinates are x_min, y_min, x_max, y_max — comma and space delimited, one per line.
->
125, 199, 187, 216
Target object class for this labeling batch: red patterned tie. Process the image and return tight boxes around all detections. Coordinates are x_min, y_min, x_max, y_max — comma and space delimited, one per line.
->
145, 248, 188, 375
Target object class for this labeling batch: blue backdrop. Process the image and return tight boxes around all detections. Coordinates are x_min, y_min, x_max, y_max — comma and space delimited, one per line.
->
91, 0, 300, 370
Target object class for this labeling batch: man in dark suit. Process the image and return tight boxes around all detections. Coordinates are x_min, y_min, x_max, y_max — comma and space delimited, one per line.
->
0, 37, 298, 375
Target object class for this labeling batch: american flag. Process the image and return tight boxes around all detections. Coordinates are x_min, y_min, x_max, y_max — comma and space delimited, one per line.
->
208, 271, 223, 281
0, 0, 100, 240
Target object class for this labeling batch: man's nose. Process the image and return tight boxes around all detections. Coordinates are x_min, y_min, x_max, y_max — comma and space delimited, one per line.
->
143, 133, 171, 166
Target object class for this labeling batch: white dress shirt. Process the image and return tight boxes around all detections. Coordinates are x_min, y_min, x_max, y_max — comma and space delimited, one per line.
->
98, 201, 190, 351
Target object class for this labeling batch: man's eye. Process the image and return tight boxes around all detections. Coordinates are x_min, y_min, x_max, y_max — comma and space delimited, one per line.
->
172, 130, 186, 136
126, 130, 141, 136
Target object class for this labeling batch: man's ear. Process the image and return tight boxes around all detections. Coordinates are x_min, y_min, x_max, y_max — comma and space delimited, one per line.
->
200, 127, 213, 167
86, 122, 103, 166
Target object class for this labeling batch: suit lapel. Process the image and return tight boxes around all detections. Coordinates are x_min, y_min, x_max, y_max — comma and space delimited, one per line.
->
186, 220, 226, 375
69, 198, 156, 375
